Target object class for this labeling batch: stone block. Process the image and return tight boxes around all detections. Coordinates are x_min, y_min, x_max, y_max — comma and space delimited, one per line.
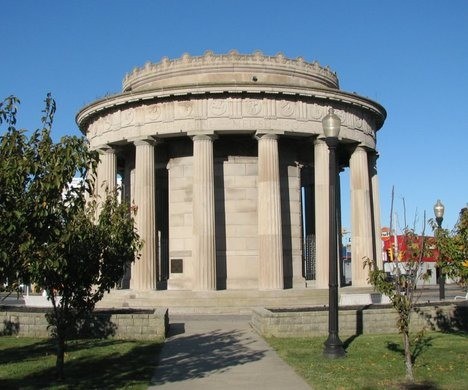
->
169, 200, 192, 214
118, 318, 134, 326
183, 165, 193, 177
169, 214, 185, 226
223, 176, 237, 187
225, 224, 257, 237
245, 163, 258, 176
224, 163, 246, 176
227, 212, 256, 225
225, 237, 248, 251
170, 189, 192, 203
170, 177, 192, 190
245, 237, 258, 250
235, 176, 257, 188
169, 238, 186, 251
340, 293, 373, 306
171, 226, 192, 239
225, 199, 257, 213
169, 165, 184, 178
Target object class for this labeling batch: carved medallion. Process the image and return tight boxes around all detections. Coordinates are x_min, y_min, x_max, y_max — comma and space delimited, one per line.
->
244, 99, 262, 116
210, 100, 228, 116
146, 104, 161, 122
280, 101, 295, 117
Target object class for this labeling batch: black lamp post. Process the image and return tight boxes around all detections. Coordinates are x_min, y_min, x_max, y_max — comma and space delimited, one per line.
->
433, 199, 445, 300
322, 108, 346, 358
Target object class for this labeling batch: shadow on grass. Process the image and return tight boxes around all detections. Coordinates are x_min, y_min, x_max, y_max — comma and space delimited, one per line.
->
343, 334, 360, 350
386, 335, 434, 365
0, 339, 162, 389
397, 381, 440, 389
363, 381, 440, 389
0, 338, 55, 365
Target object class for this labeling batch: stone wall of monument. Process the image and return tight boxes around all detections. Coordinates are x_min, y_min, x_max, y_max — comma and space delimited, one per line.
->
166, 138, 306, 290
167, 156, 194, 290
279, 142, 303, 288
216, 155, 258, 289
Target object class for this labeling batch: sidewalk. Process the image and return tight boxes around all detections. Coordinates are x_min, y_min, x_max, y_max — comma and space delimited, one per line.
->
149, 314, 311, 389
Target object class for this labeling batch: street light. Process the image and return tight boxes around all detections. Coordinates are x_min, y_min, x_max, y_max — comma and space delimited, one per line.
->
433, 199, 445, 300
322, 108, 346, 358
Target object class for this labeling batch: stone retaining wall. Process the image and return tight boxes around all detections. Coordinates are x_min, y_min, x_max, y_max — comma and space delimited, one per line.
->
1, 307, 168, 341
251, 304, 467, 338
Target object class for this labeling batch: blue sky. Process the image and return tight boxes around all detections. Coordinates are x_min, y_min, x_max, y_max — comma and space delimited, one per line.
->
1, 0, 467, 231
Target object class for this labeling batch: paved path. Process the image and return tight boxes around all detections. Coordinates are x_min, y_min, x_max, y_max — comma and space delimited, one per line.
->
149, 315, 311, 389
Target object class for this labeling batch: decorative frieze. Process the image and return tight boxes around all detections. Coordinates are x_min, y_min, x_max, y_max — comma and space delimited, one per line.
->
88, 98, 376, 144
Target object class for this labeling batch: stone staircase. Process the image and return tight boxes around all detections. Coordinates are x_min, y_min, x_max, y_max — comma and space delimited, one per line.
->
95, 287, 376, 315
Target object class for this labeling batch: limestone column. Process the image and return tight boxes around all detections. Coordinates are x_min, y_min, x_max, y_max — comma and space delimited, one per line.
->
120, 157, 133, 289
350, 146, 373, 287
97, 145, 117, 201
131, 138, 157, 291
314, 139, 330, 288
192, 135, 216, 291
257, 134, 283, 290
369, 153, 383, 268
301, 166, 315, 280
122, 159, 132, 203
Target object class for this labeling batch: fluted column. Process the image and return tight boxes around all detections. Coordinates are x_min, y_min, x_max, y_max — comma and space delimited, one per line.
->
192, 135, 216, 291
350, 146, 373, 287
257, 134, 283, 290
369, 153, 383, 269
314, 139, 330, 288
96, 145, 117, 201
131, 138, 157, 291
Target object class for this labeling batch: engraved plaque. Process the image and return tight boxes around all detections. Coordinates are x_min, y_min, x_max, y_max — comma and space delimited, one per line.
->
171, 259, 183, 274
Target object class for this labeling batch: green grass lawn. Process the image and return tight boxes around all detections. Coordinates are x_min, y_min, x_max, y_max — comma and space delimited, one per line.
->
267, 332, 468, 389
0, 337, 162, 389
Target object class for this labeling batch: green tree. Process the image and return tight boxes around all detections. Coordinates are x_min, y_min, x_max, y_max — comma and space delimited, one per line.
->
0, 95, 142, 379
364, 189, 431, 383
432, 207, 468, 288
0, 95, 35, 293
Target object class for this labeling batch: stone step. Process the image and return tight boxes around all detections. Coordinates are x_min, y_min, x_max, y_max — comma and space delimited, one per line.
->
95, 287, 376, 314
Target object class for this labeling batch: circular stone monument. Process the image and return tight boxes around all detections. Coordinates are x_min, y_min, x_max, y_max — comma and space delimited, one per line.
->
77, 51, 386, 292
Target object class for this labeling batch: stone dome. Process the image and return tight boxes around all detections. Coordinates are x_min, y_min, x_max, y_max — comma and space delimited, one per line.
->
122, 50, 339, 93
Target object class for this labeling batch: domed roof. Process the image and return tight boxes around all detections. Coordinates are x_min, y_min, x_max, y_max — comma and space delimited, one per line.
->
122, 50, 339, 93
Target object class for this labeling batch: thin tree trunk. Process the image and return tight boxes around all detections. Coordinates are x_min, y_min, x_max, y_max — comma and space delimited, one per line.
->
55, 331, 65, 380
403, 330, 414, 382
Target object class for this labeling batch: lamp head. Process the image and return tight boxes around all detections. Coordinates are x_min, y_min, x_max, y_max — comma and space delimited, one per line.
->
322, 108, 341, 139
433, 199, 445, 219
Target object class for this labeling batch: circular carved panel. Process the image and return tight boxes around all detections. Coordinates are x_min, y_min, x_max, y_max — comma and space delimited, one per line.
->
243, 99, 262, 116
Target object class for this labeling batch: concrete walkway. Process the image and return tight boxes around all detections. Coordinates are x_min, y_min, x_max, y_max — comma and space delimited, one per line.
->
149, 314, 311, 389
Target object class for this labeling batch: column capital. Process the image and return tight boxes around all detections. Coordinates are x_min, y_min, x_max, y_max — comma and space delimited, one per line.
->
314, 137, 328, 146
191, 134, 218, 142
95, 144, 117, 154
352, 144, 371, 153
255, 132, 281, 141
130, 136, 159, 147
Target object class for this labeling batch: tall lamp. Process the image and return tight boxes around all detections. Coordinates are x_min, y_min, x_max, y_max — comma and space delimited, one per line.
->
322, 108, 346, 358
433, 199, 445, 300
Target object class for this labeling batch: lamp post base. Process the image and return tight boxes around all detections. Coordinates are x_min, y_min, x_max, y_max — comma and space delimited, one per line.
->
323, 334, 346, 358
